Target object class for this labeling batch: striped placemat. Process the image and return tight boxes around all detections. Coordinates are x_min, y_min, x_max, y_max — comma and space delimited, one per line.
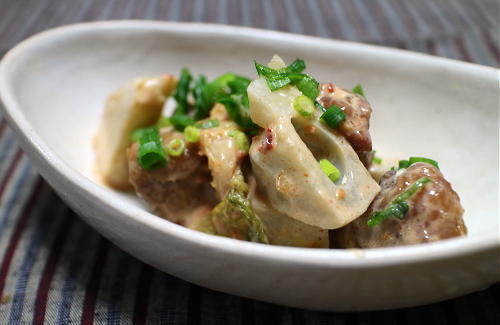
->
0, 1, 499, 324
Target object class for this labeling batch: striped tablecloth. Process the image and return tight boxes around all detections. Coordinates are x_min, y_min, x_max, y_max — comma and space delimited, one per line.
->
0, 1, 498, 324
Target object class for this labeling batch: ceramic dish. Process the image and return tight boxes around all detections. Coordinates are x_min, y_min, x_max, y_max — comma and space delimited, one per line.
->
0, 21, 498, 311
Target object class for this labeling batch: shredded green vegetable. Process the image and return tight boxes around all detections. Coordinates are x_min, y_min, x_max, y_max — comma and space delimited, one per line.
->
209, 170, 269, 244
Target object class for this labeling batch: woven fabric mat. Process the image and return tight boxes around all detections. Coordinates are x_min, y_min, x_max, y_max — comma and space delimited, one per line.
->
0, 0, 499, 324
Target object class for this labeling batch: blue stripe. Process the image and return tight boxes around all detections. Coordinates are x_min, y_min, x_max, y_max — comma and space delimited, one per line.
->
0, 133, 17, 169
0, 159, 33, 239
307, 1, 330, 38
400, 0, 433, 35
328, 0, 358, 41
284, 0, 303, 34
55, 221, 97, 325
0, 137, 19, 184
168, 0, 182, 21
441, 37, 462, 61
261, 0, 277, 30
406, 38, 426, 54
378, 0, 409, 39
71, 0, 94, 22
96, 0, 116, 20
106, 251, 133, 325
143, 0, 158, 20
475, 0, 497, 27
217, 0, 228, 24
7, 189, 57, 325
0, 0, 23, 33
192, 0, 205, 22
7, 0, 51, 46
352, 0, 385, 42
160, 274, 181, 325
423, 0, 455, 34
240, 0, 252, 27
466, 30, 498, 66
122, 0, 135, 19
448, 0, 478, 30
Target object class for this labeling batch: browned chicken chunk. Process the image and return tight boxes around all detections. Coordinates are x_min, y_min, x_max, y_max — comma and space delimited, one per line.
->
317, 83, 373, 153
333, 163, 467, 248
127, 131, 218, 227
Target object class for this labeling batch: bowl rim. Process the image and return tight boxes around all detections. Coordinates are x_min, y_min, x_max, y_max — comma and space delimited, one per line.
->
0, 20, 498, 269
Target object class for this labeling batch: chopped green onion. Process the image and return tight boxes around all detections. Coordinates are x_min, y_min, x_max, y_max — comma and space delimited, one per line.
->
393, 177, 431, 203
131, 126, 155, 142
319, 159, 341, 182
205, 72, 256, 132
184, 126, 200, 143
373, 156, 383, 165
293, 95, 315, 117
254, 61, 279, 78
173, 68, 192, 115
204, 73, 236, 106
227, 76, 251, 95
285, 59, 306, 73
192, 75, 209, 120
367, 177, 431, 227
399, 157, 439, 169
169, 114, 194, 132
254, 60, 317, 94
137, 128, 167, 170
156, 116, 171, 128
352, 84, 365, 97
228, 130, 250, 152
218, 94, 258, 131
265, 76, 291, 91
315, 102, 327, 113
255, 59, 306, 77
320, 105, 346, 129
291, 73, 320, 100
399, 160, 411, 169
367, 202, 409, 227
409, 157, 439, 169
166, 138, 186, 157
195, 119, 220, 129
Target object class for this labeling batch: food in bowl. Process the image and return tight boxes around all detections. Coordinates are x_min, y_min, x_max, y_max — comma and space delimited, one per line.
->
94, 55, 467, 248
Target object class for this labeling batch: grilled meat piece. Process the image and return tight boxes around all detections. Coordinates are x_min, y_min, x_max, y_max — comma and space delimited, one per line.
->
317, 84, 373, 153
333, 163, 467, 248
127, 131, 217, 227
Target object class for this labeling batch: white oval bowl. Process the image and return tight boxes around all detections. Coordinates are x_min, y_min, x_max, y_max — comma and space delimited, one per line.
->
0, 21, 498, 311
